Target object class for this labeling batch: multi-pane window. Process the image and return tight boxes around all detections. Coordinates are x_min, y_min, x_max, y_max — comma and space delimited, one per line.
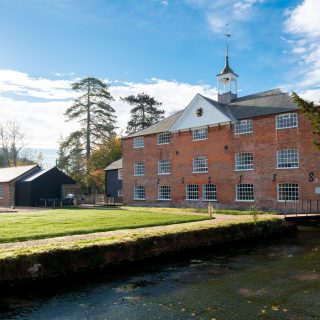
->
157, 132, 170, 145
235, 153, 254, 171
277, 149, 299, 168
277, 183, 299, 202
192, 127, 208, 141
186, 184, 199, 200
118, 189, 123, 197
193, 156, 208, 173
133, 186, 145, 200
0, 185, 3, 199
158, 160, 170, 175
158, 185, 171, 200
118, 169, 123, 180
235, 119, 253, 134
276, 113, 298, 129
134, 162, 145, 176
236, 184, 254, 201
202, 184, 217, 201
133, 137, 144, 148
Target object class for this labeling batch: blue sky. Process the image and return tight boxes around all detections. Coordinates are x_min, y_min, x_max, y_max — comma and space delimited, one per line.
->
0, 0, 319, 162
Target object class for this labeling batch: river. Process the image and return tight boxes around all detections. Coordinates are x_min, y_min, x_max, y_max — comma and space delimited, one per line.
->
0, 225, 319, 320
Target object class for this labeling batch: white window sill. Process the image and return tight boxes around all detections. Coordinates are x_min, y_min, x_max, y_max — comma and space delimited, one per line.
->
236, 199, 255, 202
133, 198, 145, 201
277, 200, 299, 203
157, 199, 171, 201
157, 173, 171, 175
185, 199, 200, 201
235, 169, 254, 172
202, 199, 218, 202
193, 138, 208, 142
157, 143, 170, 145
192, 171, 208, 174
276, 126, 298, 130
234, 131, 253, 135
133, 174, 145, 177
276, 167, 299, 170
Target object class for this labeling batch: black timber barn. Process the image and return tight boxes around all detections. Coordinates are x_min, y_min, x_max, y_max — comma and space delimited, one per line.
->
15, 166, 75, 206
105, 158, 123, 201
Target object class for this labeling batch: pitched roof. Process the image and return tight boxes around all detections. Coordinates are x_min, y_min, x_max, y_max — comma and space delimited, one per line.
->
21, 168, 52, 182
105, 158, 122, 171
126, 111, 183, 138
0, 165, 39, 183
228, 89, 298, 119
123, 89, 298, 138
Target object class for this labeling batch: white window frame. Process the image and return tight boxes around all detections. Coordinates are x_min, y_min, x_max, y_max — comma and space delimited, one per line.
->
236, 184, 254, 202
192, 127, 208, 141
134, 162, 145, 176
277, 183, 299, 202
193, 156, 208, 173
133, 186, 145, 200
202, 184, 217, 201
157, 132, 170, 145
158, 160, 170, 175
118, 189, 123, 197
276, 113, 298, 130
186, 184, 199, 200
158, 185, 171, 201
235, 119, 253, 135
276, 149, 299, 169
133, 137, 144, 148
235, 153, 254, 171
118, 169, 123, 180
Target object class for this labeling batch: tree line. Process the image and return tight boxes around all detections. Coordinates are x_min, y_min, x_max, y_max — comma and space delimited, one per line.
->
57, 77, 165, 193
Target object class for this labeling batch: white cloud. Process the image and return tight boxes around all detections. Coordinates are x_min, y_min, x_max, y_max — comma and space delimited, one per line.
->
186, 0, 264, 34
0, 69, 217, 148
0, 70, 75, 100
284, 0, 320, 100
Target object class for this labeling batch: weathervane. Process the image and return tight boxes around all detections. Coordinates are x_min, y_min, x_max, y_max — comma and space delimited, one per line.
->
224, 24, 231, 57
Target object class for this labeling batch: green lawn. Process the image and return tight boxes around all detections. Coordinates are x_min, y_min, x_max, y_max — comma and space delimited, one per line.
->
0, 207, 209, 243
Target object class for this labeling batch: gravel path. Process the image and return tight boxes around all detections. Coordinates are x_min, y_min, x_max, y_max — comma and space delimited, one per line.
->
0, 214, 279, 251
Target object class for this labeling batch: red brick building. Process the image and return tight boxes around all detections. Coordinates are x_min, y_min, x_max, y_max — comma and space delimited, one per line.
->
122, 51, 320, 211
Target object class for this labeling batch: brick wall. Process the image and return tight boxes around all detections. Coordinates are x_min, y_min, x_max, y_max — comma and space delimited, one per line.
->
0, 182, 14, 207
122, 112, 320, 211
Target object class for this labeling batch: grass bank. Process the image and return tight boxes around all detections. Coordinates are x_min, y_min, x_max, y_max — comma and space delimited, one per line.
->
0, 207, 208, 243
0, 217, 295, 287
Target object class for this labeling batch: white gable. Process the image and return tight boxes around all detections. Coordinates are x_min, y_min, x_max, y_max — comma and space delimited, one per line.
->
170, 94, 232, 132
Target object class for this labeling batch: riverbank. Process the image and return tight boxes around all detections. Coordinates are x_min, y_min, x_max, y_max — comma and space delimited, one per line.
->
0, 216, 295, 288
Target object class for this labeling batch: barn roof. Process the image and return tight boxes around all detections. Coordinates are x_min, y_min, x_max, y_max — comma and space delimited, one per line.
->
22, 168, 52, 181
0, 165, 40, 183
104, 158, 123, 171
124, 89, 298, 138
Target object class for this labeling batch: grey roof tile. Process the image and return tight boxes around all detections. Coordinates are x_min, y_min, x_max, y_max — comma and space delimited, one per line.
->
123, 89, 298, 138
0, 165, 39, 183
105, 158, 122, 171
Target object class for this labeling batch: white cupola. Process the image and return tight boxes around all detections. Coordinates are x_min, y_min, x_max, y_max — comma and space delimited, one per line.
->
217, 30, 238, 104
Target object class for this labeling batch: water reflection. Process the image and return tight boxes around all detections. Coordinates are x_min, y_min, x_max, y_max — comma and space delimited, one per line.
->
0, 226, 319, 320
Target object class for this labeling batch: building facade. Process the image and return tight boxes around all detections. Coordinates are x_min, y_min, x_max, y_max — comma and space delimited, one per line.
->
105, 158, 123, 201
122, 51, 320, 211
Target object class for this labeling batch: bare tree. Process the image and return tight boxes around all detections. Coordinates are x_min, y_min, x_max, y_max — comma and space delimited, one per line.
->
0, 121, 26, 167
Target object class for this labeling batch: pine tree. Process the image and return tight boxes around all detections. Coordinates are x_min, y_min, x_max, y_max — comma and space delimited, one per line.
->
64, 77, 116, 159
121, 93, 165, 134
292, 92, 320, 148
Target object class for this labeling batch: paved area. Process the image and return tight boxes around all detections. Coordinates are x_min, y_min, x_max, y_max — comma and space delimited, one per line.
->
0, 214, 279, 252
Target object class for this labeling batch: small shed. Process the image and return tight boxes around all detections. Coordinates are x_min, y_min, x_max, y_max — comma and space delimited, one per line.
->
15, 167, 75, 207
105, 158, 123, 200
